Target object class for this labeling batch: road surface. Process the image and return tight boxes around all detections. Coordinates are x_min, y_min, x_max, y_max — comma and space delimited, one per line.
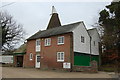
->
2, 67, 113, 78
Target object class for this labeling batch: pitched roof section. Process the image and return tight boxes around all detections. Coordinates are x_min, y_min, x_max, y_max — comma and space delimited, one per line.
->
14, 43, 26, 53
47, 6, 61, 29
87, 28, 96, 36
87, 28, 100, 39
27, 21, 82, 40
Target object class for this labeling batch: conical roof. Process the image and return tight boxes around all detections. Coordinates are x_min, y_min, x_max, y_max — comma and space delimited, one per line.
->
47, 6, 61, 29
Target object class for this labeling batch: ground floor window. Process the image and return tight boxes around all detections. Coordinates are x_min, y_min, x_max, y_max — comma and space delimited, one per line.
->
57, 52, 64, 62
30, 53, 33, 61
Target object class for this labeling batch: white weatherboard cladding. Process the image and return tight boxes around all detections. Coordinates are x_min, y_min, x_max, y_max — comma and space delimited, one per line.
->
73, 23, 90, 54
90, 29, 100, 55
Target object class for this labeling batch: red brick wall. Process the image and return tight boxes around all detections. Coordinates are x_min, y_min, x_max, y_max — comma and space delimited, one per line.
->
13, 56, 17, 67
23, 40, 36, 68
40, 33, 72, 69
23, 33, 73, 69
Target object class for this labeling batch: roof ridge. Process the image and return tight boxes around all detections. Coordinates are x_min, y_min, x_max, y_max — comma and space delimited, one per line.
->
61, 21, 83, 27
27, 21, 83, 40
87, 28, 97, 31
41, 21, 82, 32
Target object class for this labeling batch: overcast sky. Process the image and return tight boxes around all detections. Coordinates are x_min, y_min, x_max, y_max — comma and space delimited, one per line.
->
1, 2, 111, 46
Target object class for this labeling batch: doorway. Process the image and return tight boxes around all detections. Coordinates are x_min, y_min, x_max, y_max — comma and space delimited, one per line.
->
35, 54, 40, 68
17, 56, 23, 67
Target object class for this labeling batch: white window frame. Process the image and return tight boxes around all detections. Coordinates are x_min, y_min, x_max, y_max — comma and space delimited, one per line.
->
36, 39, 40, 52
29, 53, 33, 61
57, 52, 64, 62
57, 36, 64, 45
44, 38, 51, 46
36, 39, 40, 46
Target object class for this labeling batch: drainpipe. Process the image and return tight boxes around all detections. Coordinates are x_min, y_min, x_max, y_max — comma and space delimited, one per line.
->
70, 33, 73, 72
90, 36, 92, 65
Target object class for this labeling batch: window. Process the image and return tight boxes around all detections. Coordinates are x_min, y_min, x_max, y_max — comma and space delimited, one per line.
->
36, 39, 40, 46
94, 41, 95, 46
30, 53, 33, 61
58, 36, 64, 45
36, 39, 40, 52
81, 36, 85, 43
57, 52, 64, 62
44, 38, 51, 46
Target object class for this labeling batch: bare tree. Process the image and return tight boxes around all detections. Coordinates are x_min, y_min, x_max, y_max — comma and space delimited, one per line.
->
0, 11, 25, 52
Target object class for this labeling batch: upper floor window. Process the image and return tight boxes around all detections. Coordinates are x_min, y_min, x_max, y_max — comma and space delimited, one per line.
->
44, 38, 51, 46
36, 39, 40, 46
94, 41, 95, 46
58, 36, 64, 45
29, 53, 33, 61
81, 36, 85, 43
36, 39, 40, 52
57, 52, 64, 62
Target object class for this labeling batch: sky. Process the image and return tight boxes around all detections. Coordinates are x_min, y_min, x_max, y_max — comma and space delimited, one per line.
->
1, 1, 111, 46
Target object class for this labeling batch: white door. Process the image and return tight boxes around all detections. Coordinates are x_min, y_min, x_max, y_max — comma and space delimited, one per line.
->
35, 55, 40, 68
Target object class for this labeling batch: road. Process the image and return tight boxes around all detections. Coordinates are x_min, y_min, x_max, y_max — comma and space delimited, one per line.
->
2, 67, 113, 78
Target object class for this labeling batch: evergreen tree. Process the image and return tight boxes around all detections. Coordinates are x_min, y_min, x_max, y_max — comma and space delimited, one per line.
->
98, 1, 120, 72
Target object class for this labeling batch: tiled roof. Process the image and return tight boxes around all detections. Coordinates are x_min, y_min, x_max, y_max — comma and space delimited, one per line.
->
87, 28, 100, 39
87, 28, 96, 36
14, 43, 26, 53
27, 21, 82, 40
47, 13, 61, 29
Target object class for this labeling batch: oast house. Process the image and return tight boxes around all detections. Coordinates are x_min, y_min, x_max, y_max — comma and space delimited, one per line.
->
23, 6, 100, 72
